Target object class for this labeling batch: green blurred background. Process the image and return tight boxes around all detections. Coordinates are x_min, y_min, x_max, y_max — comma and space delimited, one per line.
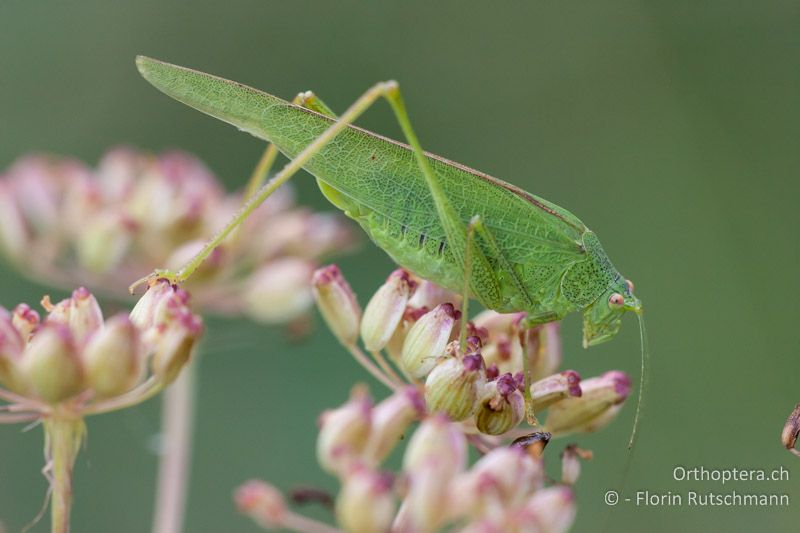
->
1, 1, 798, 531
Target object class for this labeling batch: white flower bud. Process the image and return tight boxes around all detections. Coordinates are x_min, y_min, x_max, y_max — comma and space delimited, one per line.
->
363, 387, 424, 464
526, 322, 562, 381
0, 309, 25, 393
12, 303, 39, 341
451, 447, 544, 517
336, 466, 395, 533
61, 287, 104, 345
400, 303, 459, 379
396, 458, 453, 532
76, 213, 132, 274
234, 480, 287, 530
20, 324, 84, 403
243, 258, 315, 324
545, 371, 631, 436
514, 486, 576, 533
0, 183, 29, 261
530, 370, 582, 412
317, 386, 372, 474
403, 415, 467, 479
407, 279, 461, 310
83, 315, 143, 398
150, 316, 202, 385
424, 353, 484, 422
360, 269, 416, 351
312, 265, 361, 346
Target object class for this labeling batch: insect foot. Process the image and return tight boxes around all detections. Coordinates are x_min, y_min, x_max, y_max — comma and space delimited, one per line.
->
560, 444, 593, 486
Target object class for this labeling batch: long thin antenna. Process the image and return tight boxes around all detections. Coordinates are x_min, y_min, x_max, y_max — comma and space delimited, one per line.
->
602, 311, 650, 532
628, 311, 649, 449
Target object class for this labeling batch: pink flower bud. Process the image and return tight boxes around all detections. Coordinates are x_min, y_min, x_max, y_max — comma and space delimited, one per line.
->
403, 415, 467, 479
312, 265, 361, 346
0, 182, 29, 261
0, 309, 25, 393
400, 303, 459, 379
396, 458, 453, 532
243, 258, 315, 324
360, 269, 416, 351
363, 387, 424, 464
83, 315, 143, 398
56, 288, 104, 345
782, 403, 800, 457
451, 447, 544, 517
529, 370, 582, 412
20, 323, 84, 403
234, 480, 287, 529
513, 486, 576, 533
130, 281, 202, 385
525, 322, 562, 381
150, 315, 202, 386
317, 387, 373, 474
407, 279, 461, 310
336, 466, 395, 533
76, 213, 132, 274
129, 280, 175, 330
545, 371, 631, 436
12, 303, 40, 341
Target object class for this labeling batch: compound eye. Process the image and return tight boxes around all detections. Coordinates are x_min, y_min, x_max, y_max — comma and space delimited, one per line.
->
625, 279, 635, 293
609, 293, 625, 308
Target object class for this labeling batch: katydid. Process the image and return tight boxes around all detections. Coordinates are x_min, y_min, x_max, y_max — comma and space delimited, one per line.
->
134, 56, 647, 446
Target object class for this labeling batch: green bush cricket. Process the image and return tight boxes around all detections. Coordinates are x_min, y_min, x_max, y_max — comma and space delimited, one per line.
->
134, 56, 647, 447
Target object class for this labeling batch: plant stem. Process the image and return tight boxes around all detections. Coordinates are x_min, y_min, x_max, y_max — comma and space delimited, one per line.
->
152, 359, 196, 533
44, 416, 85, 533
346, 345, 399, 391
368, 350, 404, 385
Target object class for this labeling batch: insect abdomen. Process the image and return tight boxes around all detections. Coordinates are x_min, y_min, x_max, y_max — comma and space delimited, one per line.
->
354, 209, 465, 293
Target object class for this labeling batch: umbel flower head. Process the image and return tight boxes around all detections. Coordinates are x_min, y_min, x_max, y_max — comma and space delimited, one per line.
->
231, 264, 635, 531
312, 264, 632, 439
239, 389, 582, 533
0, 148, 357, 324
0, 281, 202, 419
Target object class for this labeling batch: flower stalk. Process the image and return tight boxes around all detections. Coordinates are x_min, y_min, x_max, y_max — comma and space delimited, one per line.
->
44, 415, 86, 533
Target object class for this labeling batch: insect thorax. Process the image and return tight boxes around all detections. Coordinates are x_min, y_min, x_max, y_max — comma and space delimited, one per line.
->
560, 231, 620, 309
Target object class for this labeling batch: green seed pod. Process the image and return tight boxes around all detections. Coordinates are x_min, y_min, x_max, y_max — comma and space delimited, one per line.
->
475, 374, 525, 436
424, 354, 484, 422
